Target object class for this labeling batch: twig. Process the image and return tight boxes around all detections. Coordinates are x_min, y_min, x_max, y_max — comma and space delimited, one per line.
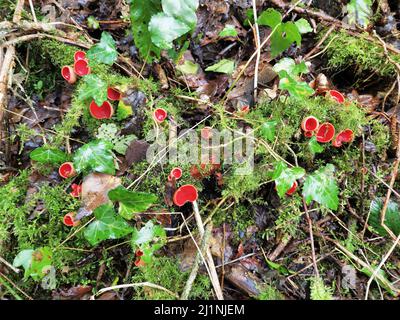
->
303, 199, 319, 277
268, 235, 292, 261
28, 0, 37, 23
0, 256, 20, 273
252, 0, 261, 101
0, 271, 33, 300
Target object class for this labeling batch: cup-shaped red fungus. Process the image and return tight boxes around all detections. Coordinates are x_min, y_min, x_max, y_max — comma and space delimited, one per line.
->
286, 181, 298, 196
74, 59, 91, 76
153, 108, 168, 123
173, 184, 198, 207
61, 66, 77, 84
63, 212, 80, 227
135, 249, 144, 257
304, 131, 314, 138
59, 162, 76, 179
134, 259, 146, 267
70, 183, 82, 198
316, 123, 335, 143
301, 116, 319, 132
333, 129, 354, 147
107, 87, 122, 101
170, 167, 182, 180
328, 90, 345, 104
89, 100, 114, 119
74, 51, 86, 62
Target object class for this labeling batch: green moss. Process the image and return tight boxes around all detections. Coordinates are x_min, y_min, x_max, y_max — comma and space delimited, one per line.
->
321, 30, 399, 77
130, 257, 211, 299
257, 282, 285, 300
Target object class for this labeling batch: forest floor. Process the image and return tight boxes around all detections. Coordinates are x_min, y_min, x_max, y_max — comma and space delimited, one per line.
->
1, 0, 400, 300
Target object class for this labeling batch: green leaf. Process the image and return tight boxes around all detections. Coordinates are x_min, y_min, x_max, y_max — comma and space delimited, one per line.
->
73, 140, 116, 175
260, 121, 277, 142
149, 13, 191, 49
84, 204, 134, 246
117, 100, 133, 121
219, 24, 238, 37
14, 248, 52, 281
113, 135, 135, 155
205, 59, 235, 75
272, 162, 305, 198
278, 70, 314, 99
309, 136, 324, 154
368, 198, 400, 237
87, 31, 118, 65
13, 249, 34, 278
130, 0, 162, 62
176, 60, 199, 75
161, 0, 199, 29
87, 16, 100, 29
132, 220, 166, 264
30, 147, 67, 164
108, 186, 157, 219
303, 164, 339, 210
258, 8, 282, 28
77, 74, 108, 106
347, 0, 372, 28
295, 18, 313, 34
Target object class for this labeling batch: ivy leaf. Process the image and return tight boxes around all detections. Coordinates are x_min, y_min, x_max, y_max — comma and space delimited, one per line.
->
30, 147, 67, 164
13, 249, 34, 278
295, 18, 313, 34
346, 0, 372, 28
77, 74, 108, 106
84, 204, 134, 246
108, 186, 157, 219
161, 0, 199, 29
260, 121, 277, 142
219, 24, 238, 37
368, 198, 400, 237
258, 9, 302, 58
205, 59, 235, 75
132, 220, 166, 264
87, 31, 118, 65
309, 136, 324, 154
130, 0, 162, 62
73, 140, 116, 175
149, 13, 191, 49
272, 162, 305, 198
303, 164, 339, 210
176, 60, 199, 75
14, 248, 52, 281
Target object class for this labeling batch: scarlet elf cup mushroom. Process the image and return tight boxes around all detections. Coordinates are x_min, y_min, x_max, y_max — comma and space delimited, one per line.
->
63, 212, 80, 227
61, 66, 77, 84
153, 108, 168, 123
74, 51, 86, 62
107, 87, 122, 101
59, 162, 76, 179
168, 167, 183, 181
328, 90, 345, 104
332, 129, 354, 147
89, 100, 114, 119
74, 59, 91, 76
316, 122, 336, 143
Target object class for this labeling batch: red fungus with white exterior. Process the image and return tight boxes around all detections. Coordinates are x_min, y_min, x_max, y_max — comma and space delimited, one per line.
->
70, 184, 82, 198
333, 129, 354, 147
328, 90, 345, 104
74, 59, 91, 76
286, 181, 298, 196
59, 162, 76, 179
89, 100, 114, 119
301, 116, 319, 132
173, 184, 198, 207
63, 212, 79, 227
316, 123, 335, 143
61, 66, 77, 84
153, 108, 168, 123
74, 51, 86, 62
168, 167, 182, 181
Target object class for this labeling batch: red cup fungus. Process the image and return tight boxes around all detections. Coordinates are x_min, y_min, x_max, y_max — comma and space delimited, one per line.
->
316, 122, 335, 143
89, 100, 114, 119
286, 181, 298, 196
74, 59, 91, 76
153, 108, 168, 123
134, 259, 146, 267
74, 51, 86, 62
328, 90, 345, 104
61, 66, 77, 84
59, 162, 76, 179
63, 212, 80, 227
107, 87, 122, 101
173, 184, 198, 207
304, 131, 314, 138
70, 183, 82, 198
301, 116, 319, 132
168, 167, 182, 181
332, 129, 354, 148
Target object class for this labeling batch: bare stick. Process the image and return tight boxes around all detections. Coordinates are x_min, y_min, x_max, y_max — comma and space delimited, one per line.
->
303, 199, 319, 277
252, 0, 261, 101
0, 256, 20, 273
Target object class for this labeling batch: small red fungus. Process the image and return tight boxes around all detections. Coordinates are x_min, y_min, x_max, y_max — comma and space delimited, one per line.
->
328, 90, 345, 104
70, 184, 82, 198
332, 129, 354, 147
89, 100, 114, 119
107, 87, 122, 101
170, 167, 182, 180
153, 108, 168, 123
74, 51, 86, 62
59, 162, 76, 179
286, 181, 298, 196
316, 123, 335, 143
301, 116, 319, 132
173, 184, 198, 207
63, 212, 79, 227
304, 131, 314, 138
61, 66, 77, 84
135, 249, 144, 257
134, 259, 146, 267
74, 59, 91, 76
